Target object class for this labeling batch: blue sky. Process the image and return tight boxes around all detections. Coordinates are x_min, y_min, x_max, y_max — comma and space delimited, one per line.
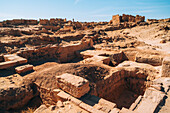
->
0, 0, 170, 22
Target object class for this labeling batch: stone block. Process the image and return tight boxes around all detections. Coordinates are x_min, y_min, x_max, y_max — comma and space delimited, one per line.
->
120, 108, 135, 113
68, 96, 82, 105
56, 73, 90, 98
4, 54, 27, 64
57, 91, 71, 101
135, 88, 165, 113
51, 89, 61, 102
98, 98, 117, 108
135, 53, 163, 66
80, 56, 110, 65
79, 102, 104, 113
15, 64, 33, 74
162, 57, 170, 77
110, 108, 120, 113
0, 61, 18, 69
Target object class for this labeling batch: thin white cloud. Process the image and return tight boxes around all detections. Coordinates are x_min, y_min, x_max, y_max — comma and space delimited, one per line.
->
74, 0, 80, 4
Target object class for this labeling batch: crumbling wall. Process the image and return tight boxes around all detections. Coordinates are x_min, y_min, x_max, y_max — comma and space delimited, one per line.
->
2, 19, 38, 26
111, 14, 145, 25
39, 18, 65, 25
17, 39, 93, 63
39, 19, 49, 25
112, 14, 121, 25
147, 18, 170, 23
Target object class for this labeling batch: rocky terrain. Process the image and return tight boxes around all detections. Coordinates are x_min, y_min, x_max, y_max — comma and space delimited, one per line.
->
0, 14, 170, 113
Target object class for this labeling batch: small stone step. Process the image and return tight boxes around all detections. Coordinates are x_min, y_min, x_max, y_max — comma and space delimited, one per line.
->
15, 64, 33, 74
0, 61, 18, 69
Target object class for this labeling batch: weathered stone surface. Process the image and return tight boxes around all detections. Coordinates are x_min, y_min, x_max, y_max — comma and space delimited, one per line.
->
162, 57, 170, 77
80, 56, 110, 65
120, 107, 135, 113
110, 108, 120, 113
135, 88, 165, 113
4, 54, 27, 64
0, 84, 34, 110
15, 64, 33, 74
0, 54, 28, 69
135, 52, 163, 66
56, 73, 90, 98
57, 91, 71, 101
111, 14, 145, 25
112, 14, 121, 25
68, 95, 82, 105
0, 60, 17, 69
79, 102, 105, 113
34, 101, 89, 113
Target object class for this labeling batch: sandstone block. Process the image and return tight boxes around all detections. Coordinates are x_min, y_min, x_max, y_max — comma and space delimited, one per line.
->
4, 54, 27, 64
135, 88, 165, 113
15, 64, 33, 74
110, 108, 120, 113
162, 57, 170, 77
68, 96, 82, 105
0, 60, 18, 69
79, 102, 105, 113
80, 56, 110, 65
135, 53, 163, 66
98, 98, 117, 109
57, 91, 71, 101
120, 108, 135, 113
56, 73, 90, 98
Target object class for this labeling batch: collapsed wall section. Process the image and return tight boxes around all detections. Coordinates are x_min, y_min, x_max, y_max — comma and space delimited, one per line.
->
17, 39, 93, 63
111, 14, 145, 25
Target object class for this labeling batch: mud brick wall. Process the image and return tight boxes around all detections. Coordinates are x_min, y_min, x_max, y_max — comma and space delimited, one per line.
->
17, 39, 93, 63
111, 14, 145, 25
2, 19, 38, 25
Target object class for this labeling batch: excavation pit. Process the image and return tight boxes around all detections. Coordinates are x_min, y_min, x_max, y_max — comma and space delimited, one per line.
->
87, 61, 156, 109
96, 77, 147, 109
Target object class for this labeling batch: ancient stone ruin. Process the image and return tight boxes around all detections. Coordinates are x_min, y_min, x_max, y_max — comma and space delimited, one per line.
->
0, 14, 170, 113
110, 14, 145, 25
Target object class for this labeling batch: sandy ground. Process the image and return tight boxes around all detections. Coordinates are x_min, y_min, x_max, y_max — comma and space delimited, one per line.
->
106, 23, 170, 54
